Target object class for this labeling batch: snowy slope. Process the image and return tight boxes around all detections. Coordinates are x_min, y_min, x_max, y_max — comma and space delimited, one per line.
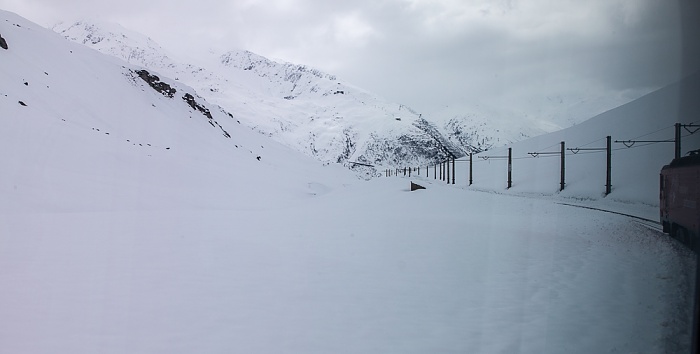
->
53, 21, 643, 171
1, 11, 355, 213
53, 20, 542, 170
406, 72, 700, 209
0, 10, 695, 354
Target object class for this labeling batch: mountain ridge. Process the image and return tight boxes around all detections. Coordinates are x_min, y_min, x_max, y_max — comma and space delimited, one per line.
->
52, 19, 543, 173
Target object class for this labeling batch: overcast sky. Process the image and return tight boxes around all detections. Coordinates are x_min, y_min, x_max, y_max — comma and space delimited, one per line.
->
1, 0, 698, 114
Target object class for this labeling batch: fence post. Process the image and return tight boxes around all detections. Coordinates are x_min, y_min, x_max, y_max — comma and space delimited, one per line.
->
452, 158, 456, 184
426, 165, 429, 178
507, 148, 512, 189
606, 136, 611, 195
446, 159, 450, 184
434, 164, 436, 179
675, 122, 681, 159
409, 167, 411, 177
404, 167, 406, 176
560, 141, 565, 191
469, 153, 473, 186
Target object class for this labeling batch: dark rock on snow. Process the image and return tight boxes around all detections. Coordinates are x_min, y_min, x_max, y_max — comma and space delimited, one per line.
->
182, 93, 212, 119
135, 69, 176, 98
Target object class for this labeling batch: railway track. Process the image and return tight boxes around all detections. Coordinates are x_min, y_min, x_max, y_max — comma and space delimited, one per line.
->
556, 202, 661, 229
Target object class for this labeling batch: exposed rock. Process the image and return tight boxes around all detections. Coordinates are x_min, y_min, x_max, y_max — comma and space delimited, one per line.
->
0, 34, 7, 50
182, 93, 231, 138
135, 69, 176, 98
412, 118, 465, 158
182, 93, 212, 119
18, 101, 26, 106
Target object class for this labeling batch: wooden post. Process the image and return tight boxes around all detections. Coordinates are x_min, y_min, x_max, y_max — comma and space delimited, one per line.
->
434, 164, 436, 179
560, 141, 565, 191
452, 158, 456, 184
409, 167, 411, 177
426, 165, 429, 178
507, 148, 512, 189
675, 122, 681, 159
404, 167, 406, 176
469, 153, 473, 186
606, 136, 611, 196
446, 159, 450, 184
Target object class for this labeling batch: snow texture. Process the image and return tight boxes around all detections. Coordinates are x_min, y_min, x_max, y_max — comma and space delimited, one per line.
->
1, 9, 697, 354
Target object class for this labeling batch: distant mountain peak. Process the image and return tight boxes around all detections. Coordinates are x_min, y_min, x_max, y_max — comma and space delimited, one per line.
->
53, 19, 180, 70
219, 49, 337, 83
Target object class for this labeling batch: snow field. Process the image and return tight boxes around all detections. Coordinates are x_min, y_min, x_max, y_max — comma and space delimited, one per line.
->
0, 179, 694, 353
1, 9, 697, 353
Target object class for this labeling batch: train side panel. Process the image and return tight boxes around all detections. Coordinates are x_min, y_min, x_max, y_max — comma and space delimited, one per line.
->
660, 154, 700, 249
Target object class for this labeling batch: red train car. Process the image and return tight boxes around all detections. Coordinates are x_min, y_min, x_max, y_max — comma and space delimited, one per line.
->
660, 150, 700, 250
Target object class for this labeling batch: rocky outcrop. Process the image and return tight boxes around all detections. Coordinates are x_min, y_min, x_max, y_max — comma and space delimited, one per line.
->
135, 69, 176, 98
182, 93, 231, 138
444, 118, 493, 154
356, 132, 452, 168
413, 118, 466, 158
182, 93, 212, 119
0, 34, 8, 50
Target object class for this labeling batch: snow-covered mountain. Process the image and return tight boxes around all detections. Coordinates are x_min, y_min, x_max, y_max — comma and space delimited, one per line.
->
52, 20, 550, 172
0, 10, 358, 211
